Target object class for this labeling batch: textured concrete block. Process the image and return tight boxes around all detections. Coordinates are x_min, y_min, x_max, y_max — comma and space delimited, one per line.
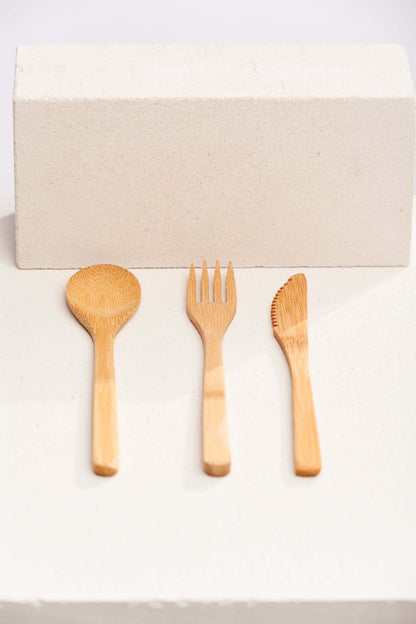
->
14, 44, 416, 268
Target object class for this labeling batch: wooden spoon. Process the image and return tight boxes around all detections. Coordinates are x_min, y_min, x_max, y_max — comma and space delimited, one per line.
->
67, 264, 141, 476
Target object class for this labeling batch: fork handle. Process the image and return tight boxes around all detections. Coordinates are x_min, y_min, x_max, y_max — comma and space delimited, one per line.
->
202, 338, 231, 477
93, 330, 119, 476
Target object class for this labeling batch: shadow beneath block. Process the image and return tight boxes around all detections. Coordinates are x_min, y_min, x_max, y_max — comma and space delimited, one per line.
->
0, 212, 16, 266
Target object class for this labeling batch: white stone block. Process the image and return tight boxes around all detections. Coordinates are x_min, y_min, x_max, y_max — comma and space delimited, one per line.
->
14, 44, 415, 268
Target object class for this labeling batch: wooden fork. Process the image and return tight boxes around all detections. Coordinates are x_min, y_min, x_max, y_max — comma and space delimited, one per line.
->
187, 261, 237, 477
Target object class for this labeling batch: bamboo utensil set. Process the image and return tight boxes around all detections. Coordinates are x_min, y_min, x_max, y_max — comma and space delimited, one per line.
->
67, 263, 321, 478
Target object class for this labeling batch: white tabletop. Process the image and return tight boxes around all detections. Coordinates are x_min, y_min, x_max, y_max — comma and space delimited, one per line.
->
0, 195, 415, 621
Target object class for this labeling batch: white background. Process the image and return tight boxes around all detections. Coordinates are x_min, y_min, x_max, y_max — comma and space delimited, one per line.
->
2, 3, 416, 616
1, 0, 416, 195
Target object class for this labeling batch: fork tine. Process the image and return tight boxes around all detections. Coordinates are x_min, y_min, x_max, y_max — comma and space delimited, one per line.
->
187, 263, 197, 307
214, 260, 222, 302
226, 261, 236, 304
201, 260, 209, 302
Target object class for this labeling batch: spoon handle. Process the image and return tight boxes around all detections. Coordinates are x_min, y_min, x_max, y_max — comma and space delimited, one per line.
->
92, 330, 119, 476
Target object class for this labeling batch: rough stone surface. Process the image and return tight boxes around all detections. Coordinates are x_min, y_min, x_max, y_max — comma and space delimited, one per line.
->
13, 44, 416, 268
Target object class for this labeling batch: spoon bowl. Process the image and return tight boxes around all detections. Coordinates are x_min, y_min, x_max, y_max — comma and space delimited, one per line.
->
66, 264, 141, 336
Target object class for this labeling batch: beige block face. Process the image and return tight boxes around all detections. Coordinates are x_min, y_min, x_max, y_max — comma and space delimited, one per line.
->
14, 96, 415, 268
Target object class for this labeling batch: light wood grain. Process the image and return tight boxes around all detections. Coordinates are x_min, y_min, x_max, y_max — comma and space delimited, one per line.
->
187, 261, 237, 477
66, 264, 141, 476
271, 273, 321, 477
